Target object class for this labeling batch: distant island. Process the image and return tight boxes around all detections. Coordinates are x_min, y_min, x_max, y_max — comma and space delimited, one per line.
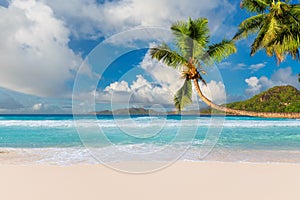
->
227, 85, 300, 113
94, 107, 206, 115
94, 85, 300, 115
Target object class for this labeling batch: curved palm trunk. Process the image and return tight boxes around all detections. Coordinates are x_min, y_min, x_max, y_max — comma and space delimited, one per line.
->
193, 79, 300, 119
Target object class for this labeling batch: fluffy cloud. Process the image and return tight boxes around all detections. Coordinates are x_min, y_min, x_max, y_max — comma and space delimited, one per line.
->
139, 50, 182, 93
0, 87, 73, 114
98, 75, 177, 105
219, 62, 267, 72
32, 103, 43, 111
245, 67, 299, 96
94, 51, 181, 106
95, 51, 227, 108
0, 0, 235, 96
249, 62, 267, 72
245, 77, 261, 95
104, 81, 131, 93
43, 0, 235, 39
0, 0, 83, 97
200, 81, 227, 104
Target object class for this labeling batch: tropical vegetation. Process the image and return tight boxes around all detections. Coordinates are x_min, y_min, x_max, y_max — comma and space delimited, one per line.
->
150, 17, 300, 118
234, 0, 300, 64
227, 85, 300, 112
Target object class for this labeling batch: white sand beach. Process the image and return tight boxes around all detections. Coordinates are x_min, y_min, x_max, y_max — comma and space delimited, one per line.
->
0, 162, 299, 200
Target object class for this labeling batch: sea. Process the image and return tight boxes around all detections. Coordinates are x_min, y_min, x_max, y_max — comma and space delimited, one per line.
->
0, 115, 300, 167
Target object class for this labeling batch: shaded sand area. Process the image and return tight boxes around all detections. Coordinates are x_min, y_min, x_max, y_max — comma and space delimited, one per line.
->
0, 162, 299, 200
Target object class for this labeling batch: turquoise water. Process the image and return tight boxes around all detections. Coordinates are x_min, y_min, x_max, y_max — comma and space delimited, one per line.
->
0, 115, 300, 165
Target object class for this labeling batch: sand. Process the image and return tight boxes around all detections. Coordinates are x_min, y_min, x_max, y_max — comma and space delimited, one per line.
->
0, 162, 299, 200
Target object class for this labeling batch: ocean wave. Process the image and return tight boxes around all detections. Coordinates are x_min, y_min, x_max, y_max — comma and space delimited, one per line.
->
3, 145, 300, 165
0, 118, 299, 128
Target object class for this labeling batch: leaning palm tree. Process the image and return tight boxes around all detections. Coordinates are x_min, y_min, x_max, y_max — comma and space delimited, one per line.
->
150, 17, 236, 112
234, 0, 300, 64
150, 17, 300, 118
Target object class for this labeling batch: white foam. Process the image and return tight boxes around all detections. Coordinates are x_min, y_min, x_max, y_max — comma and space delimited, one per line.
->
0, 118, 299, 128
3, 145, 300, 165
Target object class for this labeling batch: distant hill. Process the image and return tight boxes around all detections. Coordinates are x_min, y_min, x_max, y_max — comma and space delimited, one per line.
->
227, 85, 300, 113
95, 108, 206, 115
95, 108, 163, 115
95, 86, 300, 115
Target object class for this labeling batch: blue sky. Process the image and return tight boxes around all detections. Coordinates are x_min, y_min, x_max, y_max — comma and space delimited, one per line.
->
0, 0, 299, 114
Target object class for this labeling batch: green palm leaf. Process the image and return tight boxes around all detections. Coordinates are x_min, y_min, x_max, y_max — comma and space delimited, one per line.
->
171, 18, 209, 59
241, 0, 271, 13
250, 15, 272, 55
291, 4, 300, 19
266, 25, 300, 60
149, 43, 187, 69
171, 20, 191, 59
204, 40, 237, 64
236, 0, 300, 63
190, 19, 209, 59
174, 79, 192, 111
233, 14, 265, 40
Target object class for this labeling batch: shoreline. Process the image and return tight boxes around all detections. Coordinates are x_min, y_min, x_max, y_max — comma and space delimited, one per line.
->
2, 147, 300, 165
0, 162, 299, 200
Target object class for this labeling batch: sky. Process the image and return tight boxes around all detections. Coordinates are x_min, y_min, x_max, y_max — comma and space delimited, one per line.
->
0, 0, 299, 114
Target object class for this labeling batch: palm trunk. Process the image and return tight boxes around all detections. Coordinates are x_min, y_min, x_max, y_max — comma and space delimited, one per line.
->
193, 79, 300, 119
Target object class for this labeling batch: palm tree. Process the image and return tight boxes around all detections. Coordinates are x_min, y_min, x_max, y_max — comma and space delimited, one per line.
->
234, 0, 300, 64
150, 17, 300, 119
150, 17, 236, 112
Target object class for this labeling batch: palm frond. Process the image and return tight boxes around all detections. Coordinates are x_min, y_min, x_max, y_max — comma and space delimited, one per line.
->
189, 18, 209, 58
263, 16, 280, 44
291, 4, 300, 20
149, 43, 187, 69
266, 25, 300, 62
250, 15, 272, 55
233, 14, 265, 40
241, 0, 271, 13
288, 5, 300, 26
236, 0, 300, 62
171, 18, 209, 59
188, 18, 210, 48
174, 79, 192, 111
171, 20, 192, 59
203, 40, 237, 64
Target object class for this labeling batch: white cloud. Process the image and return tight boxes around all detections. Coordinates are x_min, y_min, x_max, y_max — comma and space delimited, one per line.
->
245, 67, 299, 96
245, 77, 261, 95
104, 80, 131, 93
0, 0, 83, 97
0, 0, 236, 101
32, 103, 43, 111
95, 50, 227, 108
249, 62, 267, 72
245, 77, 260, 88
43, 0, 235, 39
31, 102, 65, 113
139, 50, 182, 92
219, 62, 267, 72
0, 87, 73, 114
219, 62, 247, 70
98, 75, 176, 105
94, 50, 183, 105
200, 81, 227, 104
